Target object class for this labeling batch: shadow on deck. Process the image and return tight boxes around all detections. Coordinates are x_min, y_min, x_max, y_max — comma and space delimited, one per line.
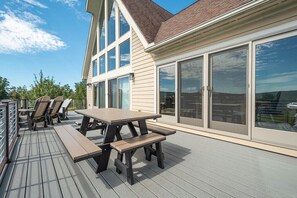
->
0, 112, 296, 198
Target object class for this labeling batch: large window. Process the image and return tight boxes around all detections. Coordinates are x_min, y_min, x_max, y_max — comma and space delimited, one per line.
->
99, 1, 105, 52
92, 59, 97, 77
99, 54, 105, 74
120, 39, 130, 67
179, 57, 203, 126
120, 11, 129, 36
108, 77, 130, 109
255, 35, 297, 132
98, 81, 105, 108
95, 0, 131, 75
119, 77, 129, 109
108, 1, 116, 45
159, 65, 175, 116
108, 48, 116, 71
93, 83, 98, 106
210, 47, 247, 126
108, 79, 117, 108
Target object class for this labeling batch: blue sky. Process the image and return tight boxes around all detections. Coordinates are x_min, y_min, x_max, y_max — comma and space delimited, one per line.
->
0, 0, 196, 89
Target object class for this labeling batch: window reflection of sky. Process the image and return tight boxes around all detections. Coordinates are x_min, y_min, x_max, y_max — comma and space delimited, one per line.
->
92, 59, 97, 77
180, 58, 203, 93
211, 47, 247, 94
120, 39, 130, 67
256, 35, 297, 93
160, 65, 175, 92
120, 11, 130, 36
108, 48, 116, 71
108, 1, 115, 45
99, 54, 105, 74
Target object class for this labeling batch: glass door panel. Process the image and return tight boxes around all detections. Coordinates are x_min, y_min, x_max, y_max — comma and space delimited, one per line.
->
108, 79, 117, 108
179, 57, 203, 126
254, 34, 297, 149
98, 81, 105, 108
209, 46, 248, 134
118, 77, 130, 109
159, 65, 175, 116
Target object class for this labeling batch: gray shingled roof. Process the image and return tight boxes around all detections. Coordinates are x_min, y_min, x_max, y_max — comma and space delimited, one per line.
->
154, 0, 253, 43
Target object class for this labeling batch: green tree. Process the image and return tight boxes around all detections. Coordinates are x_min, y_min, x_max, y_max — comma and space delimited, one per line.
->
30, 70, 73, 99
0, 77, 10, 99
73, 81, 86, 100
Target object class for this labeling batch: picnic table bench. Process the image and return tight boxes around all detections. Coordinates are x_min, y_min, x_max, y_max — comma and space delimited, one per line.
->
111, 133, 166, 185
54, 125, 102, 162
133, 122, 176, 136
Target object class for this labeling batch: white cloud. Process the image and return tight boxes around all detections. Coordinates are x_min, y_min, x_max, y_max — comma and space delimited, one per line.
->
23, 0, 48, 8
54, 0, 79, 7
0, 11, 65, 54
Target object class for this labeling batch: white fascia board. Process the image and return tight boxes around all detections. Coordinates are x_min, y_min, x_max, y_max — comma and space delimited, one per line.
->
116, 0, 149, 48
82, 0, 101, 80
145, 0, 271, 52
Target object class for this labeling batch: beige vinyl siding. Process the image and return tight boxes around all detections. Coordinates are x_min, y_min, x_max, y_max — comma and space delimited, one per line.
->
131, 30, 155, 113
86, 63, 93, 109
153, 1, 297, 61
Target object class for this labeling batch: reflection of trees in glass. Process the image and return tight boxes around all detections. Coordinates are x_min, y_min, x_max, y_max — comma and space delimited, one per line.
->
108, 79, 117, 108
159, 65, 175, 116
99, 82, 105, 108
179, 57, 203, 119
255, 35, 297, 131
210, 47, 247, 125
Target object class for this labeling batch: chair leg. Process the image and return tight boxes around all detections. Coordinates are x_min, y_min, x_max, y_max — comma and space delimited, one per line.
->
144, 146, 152, 161
44, 120, 47, 128
125, 151, 134, 185
155, 142, 164, 169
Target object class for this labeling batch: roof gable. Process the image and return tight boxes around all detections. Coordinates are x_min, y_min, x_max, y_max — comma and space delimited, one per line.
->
121, 0, 173, 43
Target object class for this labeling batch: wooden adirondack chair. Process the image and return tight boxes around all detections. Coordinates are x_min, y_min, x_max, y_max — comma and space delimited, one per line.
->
59, 98, 72, 120
27, 96, 51, 131
47, 96, 64, 125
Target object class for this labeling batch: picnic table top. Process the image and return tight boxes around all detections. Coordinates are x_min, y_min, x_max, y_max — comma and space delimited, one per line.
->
75, 108, 161, 125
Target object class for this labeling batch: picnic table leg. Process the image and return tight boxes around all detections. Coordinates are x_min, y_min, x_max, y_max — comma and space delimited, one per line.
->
138, 120, 148, 135
127, 122, 138, 137
137, 120, 152, 160
80, 116, 90, 136
96, 124, 118, 173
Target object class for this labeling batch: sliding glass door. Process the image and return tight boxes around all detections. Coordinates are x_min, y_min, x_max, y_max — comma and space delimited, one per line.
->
108, 76, 130, 109
209, 46, 248, 134
253, 33, 297, 148
178, 57, 203, 126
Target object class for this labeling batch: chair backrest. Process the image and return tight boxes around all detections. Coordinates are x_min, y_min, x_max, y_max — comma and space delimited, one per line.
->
49, 96, 64, 116
59, 99, 72, 113
31, 96, 51, 118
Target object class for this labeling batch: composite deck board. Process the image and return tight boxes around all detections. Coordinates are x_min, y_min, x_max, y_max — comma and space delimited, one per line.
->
0, 112, 297, 198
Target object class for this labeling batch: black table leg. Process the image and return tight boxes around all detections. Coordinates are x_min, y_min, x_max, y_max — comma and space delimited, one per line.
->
95, 124, 118, 172
138, 120, 148, 135
80, 116, 90, 136
127, 122, 138, 137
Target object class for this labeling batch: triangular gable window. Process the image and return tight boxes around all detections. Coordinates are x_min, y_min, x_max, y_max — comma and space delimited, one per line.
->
120, 11, 129, 36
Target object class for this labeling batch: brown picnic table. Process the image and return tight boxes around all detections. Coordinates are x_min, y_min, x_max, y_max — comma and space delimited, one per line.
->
75, 108, 161, 172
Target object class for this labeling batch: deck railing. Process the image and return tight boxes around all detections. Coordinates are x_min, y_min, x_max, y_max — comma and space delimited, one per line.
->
0, 100, 19, 176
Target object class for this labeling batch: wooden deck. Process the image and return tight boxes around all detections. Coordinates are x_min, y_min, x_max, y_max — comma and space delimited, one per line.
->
0, 112, 297, 198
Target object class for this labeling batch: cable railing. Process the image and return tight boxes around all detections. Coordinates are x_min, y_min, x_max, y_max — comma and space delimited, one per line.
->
0, 103, 7, 175
0, 100, 19, 176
